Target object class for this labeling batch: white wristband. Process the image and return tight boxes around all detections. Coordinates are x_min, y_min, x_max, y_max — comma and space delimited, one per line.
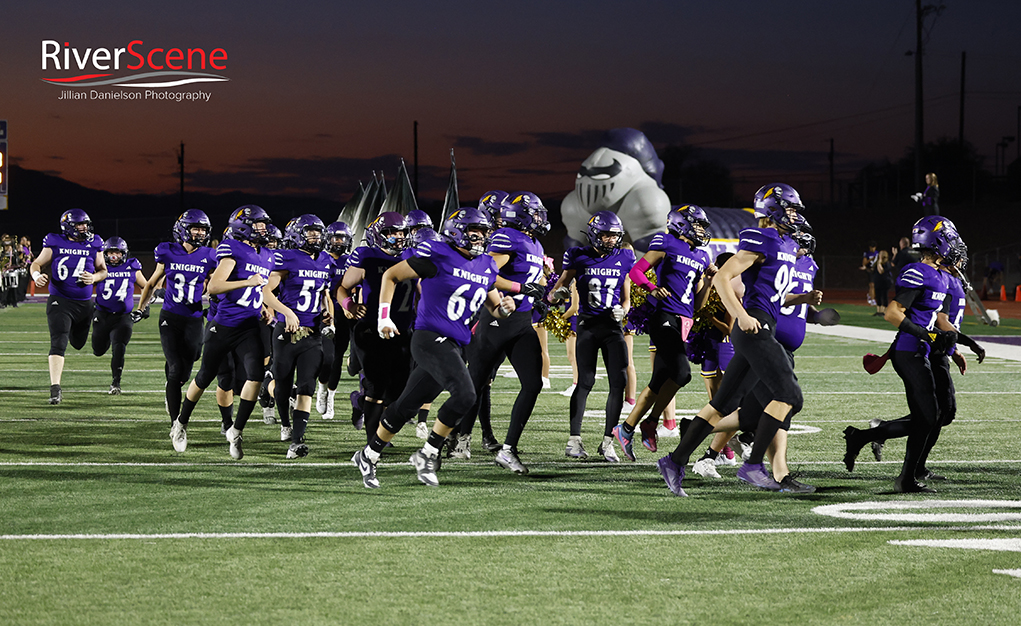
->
32, 270, 43, 281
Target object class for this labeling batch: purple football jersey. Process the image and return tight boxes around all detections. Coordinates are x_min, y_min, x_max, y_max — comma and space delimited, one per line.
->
212, 239, 275, 327
155, 242, 216, 318
347, 245, 416, 331
42, 232, 103, 301
328, 252, 350, 306
96, 258, 142, 314
737, 227, 800, 323
412, 239, 498, 346
893, 262, 949, 354
563, 246, 636, 317
273, 249, 333, 327
944, 272, 967, 356
775, 255, 819, 352
488, 227, 545, 313
646, 232, 711, 318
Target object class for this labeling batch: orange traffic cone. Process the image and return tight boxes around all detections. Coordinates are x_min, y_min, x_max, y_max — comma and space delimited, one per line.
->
1015, 285, 1021, 302
28, 281, 35, 296
1001, 285, 1008, 301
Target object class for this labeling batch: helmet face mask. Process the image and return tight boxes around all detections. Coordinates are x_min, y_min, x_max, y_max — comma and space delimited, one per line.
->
60, 209, 93, 242
285, 214, 326, 253
229, 205, 273, 246
753, 183, 805, 233
174, 209, 212, 247
478, 191, 510, 228
367, 212, 408, 256
443, 207, 493, 257
586, 211, 625, 254
503, 192, 550, 237
103, 236, 129, 266
264, 225, 283, 249
325, 221, 354, 255
666, 205, 712, 247
911, 215, 959, 261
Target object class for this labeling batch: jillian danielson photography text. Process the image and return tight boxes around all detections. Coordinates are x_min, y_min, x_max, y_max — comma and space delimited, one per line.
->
57, 90, 213, 102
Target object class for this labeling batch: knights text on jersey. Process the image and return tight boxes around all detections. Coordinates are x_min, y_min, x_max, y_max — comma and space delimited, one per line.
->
563, 246, 636, 317
894, 262, 949, 355
646, 232, 711, 318
413, 240, 498, 346
488, 227, 545, 313
775, 255, 819, 352
96, 258, 142, 314
272, 249, 333, 327
42, 232, 103, 301
212, 239, 275, 327
737, 227, 800, 323
155, 242, 216, 318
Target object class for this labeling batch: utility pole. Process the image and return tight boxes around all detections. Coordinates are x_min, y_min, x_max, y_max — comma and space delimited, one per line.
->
958, 51, 966, 145
177, 141, 184, 211
413, 121, 419, 196
828, 138, 834, 207
914, 0, 924, 193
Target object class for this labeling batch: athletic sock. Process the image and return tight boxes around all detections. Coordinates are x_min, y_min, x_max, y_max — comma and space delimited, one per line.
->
291, 410, 310, 443
363, 403, 384, 444
367, 435, 386, 456
423, 442, 440, 457
178, 396, 197, 426
417, 408, 430, 424
622, 421, 635, 435
678, 417, 693, 438
747, 414, 782, 465
669, 416, 714, 467
233, 398, 257, 431
111, 343, 126, 387
218, 403, 234, 429
700, 447, 720, 461
426, 430, 446, 452
167, 384, 183, 421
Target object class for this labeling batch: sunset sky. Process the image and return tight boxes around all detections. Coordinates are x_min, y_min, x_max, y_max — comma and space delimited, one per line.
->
2, 0, 1020, 206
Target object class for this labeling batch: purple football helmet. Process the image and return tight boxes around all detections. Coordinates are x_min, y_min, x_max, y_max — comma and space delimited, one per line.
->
229, 205, 273, 245
265, 224, 284, 249
406, 209, 434, 232
442, 207, 493, 257
325, 221, 354, 255
102, 236, 129, 266
286, 214, 326, 253
503, 192, 550, 237
911, 215, 959, 260
752, 183, 806, 232
60, 208, 93, 242
478, 190, 510, 222
410, 226, 443, 248
586, 211, 625, 253
945, 238, 968, 269
173, 209, 212, 247
666, 205, 711, 247
366, 212, 408, 256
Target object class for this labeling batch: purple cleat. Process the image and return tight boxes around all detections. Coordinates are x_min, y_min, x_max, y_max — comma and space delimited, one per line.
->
612, 425, 636, 461
737, 462, 782, 491
657, 456, 687, 497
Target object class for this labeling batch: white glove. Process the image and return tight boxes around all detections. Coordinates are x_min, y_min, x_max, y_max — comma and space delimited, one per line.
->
322, 324, 336, 338
612, 305, 625, 323
377, 304, 397, 339
911, 193, 922, 202
550, 286, 570, 304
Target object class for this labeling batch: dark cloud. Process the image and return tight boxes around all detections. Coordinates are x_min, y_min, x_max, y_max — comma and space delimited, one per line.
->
638, 121, 702, 146
452, 136, 530, 157
526, 129, 606, 151
46, 155, 66, 160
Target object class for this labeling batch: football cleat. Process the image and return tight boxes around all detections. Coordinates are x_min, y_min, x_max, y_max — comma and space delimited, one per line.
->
286, 442, 309, 459
598, 439, 620, 463
263, 407, 277, 425
170, 421, 187, 453
315, 382, 328, 415
226, 426, 244, 460
109, 384, 121, 396
657, 456, 687, 497
612, 424, 636, 461
495, 447, 529, 474
450, 434, 472, 460
894, 476, 936, 494
416, 421, 429, 439
49, 384, 62, 405
560, 383, 577, 398
352, 449, 380, 489
868, 418, 884, 462
692, 457, 722, 479
410, 450, 440, 487
842, 426, 867, 472
322, 390, 336, 420
481, 430, 503, 453
737, 462, 781, 491
778, 474, 816, 494
565, 437, 588, 459
639, 418, 658, 452
280, 426, 292, 442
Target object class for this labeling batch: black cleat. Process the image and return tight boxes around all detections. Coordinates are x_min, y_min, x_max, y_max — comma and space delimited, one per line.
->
49, 384, 62, 405
481, 430, 502, 453
916, 469, 946, 482
778, 474, 816, 494
868, 418, 884, 461
842, 426, 867, 472
894, 476, 936, 494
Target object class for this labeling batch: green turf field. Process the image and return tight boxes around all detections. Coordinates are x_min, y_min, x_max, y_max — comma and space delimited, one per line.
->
1, 301, 1020, 625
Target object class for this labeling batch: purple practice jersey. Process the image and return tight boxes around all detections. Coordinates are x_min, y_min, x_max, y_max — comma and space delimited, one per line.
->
737, 227, 800, 323
893, 262, 949, 355
347, 245, 416, 331
563, 246, 636, 317
212, 239, 275, 327
776, 255, 819, 352
646, 232, 712, 318
412, 239, 498, 346
155, 242, 216, 318
42, 232, 103, 301
328, 252, 350, 307
96, 258, 142, 314
273, 249, 333, 327
489, 227, 545, 313
944, 271, 967, 356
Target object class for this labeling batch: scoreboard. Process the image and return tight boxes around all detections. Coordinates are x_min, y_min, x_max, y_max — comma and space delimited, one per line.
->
0, 120, 7, 210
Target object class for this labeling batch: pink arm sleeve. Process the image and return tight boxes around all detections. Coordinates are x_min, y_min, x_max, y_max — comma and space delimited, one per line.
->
629, 258, 654, 292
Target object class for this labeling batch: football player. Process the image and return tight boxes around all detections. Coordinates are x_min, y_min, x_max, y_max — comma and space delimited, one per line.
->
92, 237, 146, 394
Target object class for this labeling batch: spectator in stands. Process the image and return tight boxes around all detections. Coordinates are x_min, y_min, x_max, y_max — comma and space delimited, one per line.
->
18, 236, 34, 301
0, 234, 19, 308
860, 241, 879, 306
